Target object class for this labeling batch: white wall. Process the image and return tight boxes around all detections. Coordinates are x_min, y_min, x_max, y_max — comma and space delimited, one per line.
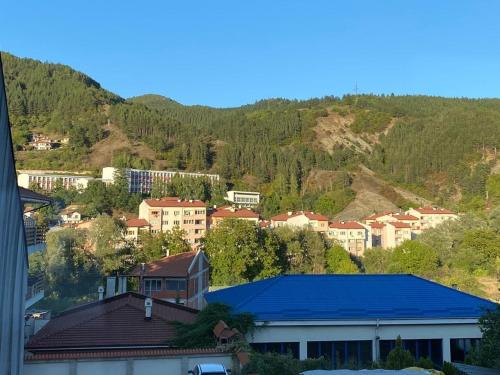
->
248, 320, 482, 362
25, 353, 234, 375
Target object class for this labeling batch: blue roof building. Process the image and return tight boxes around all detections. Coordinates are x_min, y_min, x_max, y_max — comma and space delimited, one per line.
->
205, 274, 497, 367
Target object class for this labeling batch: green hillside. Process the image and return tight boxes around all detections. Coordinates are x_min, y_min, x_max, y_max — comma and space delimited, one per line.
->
3, 52, 499, 215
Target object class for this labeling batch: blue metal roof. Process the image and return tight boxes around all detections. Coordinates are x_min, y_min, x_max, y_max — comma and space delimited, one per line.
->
205, 274, 497, 321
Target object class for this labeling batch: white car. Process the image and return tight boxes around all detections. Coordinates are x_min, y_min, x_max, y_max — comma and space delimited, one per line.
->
188, 363, 231, 375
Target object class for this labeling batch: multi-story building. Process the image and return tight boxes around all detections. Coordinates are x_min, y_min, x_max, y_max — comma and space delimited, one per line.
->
130, 250, 209, 309
270, 211, 329, 232
381, 221, 412, 248
102, 167, 220, 194
124, 218, 151, 243
224, 190, 260, 206
406, 207, 458, 230
362, 210, 394, 225
58, 205, 83, 225
208, 206, 260, 228
369, 221, 384, 247
30, 140, 54, 151
139, 197, 207, 246
17, 172, 94, 191
327, 221, 371, 256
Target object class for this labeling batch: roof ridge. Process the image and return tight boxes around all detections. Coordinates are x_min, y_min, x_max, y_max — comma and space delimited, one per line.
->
234, 275, 284, 311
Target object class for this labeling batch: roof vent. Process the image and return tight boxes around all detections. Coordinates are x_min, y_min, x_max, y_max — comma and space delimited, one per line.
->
145, 297, 153, 320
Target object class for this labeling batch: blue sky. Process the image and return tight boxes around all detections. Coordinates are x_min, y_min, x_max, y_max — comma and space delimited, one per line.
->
2, 1, 499, 107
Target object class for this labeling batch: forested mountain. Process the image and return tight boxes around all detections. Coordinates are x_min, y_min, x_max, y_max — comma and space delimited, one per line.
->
3, 52, 499, 216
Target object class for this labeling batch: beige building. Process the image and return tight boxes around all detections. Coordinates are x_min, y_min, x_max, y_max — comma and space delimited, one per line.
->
208, 206, 260, 228
327, 221, 371, 257
270, 211, 329, 232
124, 218, 151, 243
406, 207, 458, 230
58, 206, 83, 225
139, 197, 207, 247
224, 190, 260, 206
381, 221, 412, 248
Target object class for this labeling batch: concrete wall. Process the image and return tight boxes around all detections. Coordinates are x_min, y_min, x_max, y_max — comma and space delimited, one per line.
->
248, 320, 482, 362
25, 353, 234, 375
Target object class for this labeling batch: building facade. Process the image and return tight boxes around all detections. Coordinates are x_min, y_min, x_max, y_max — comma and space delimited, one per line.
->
407, 207, 458, 230
381, 221, 412, 248
17, 173, 94, 191
139, 197, 207, 246
327, 221, 371, 256
124, 218, 151, 243
102, 167, 220, 194
224, 190, 260, 206
205, 274, 498, 367
131, 251, 209, 309
270, 211, 329, 232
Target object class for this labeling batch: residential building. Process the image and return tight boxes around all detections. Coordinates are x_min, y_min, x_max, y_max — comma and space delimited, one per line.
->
139, 197, 207, 246
58, 205, 82, 225
407, 207, 458, 230
208, 206, 260, 228
17, 172, 94, 191
0, 57, 51, 375
205, 274, 498, 366
327, 221, 371, 256
381, 221, 412, 248
124, 218, 150, 243
130, 250, 209, 309
224, 190, 260, 206
369, 221, 384, 247
362, 210, 394, 225
270, 211, 329, 232
102, 166, 220, 194
390, 213, 421, 236
30, 140, 53, 151
23, 214, 48, 254
24, 292, 234, 375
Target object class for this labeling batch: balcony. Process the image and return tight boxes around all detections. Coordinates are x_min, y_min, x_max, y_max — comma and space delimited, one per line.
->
25, 276, 44, 309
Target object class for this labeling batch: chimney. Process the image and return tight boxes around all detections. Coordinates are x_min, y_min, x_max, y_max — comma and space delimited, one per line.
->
213, 205, 217, 209
98, 286, 104, 301
287, 211, 292, 216
144, 297, 153, 320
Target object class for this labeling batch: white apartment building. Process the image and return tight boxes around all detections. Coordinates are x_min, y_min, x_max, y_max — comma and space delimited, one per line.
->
17, 173, 94, 191
224, 190, 260, 206
406, 207, 459, 230
381, 221, 412, 248
327, 221, 371, 256
138, 197, 207, 246
102, 167, 220, 194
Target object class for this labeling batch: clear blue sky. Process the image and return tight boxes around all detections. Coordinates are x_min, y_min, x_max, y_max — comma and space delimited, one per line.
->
2, 1, 499, 107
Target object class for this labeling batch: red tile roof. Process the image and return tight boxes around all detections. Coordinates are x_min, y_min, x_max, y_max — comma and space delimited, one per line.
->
329, 221, 365, 230
370, 222, 385, 229
26, 292, 197, 351
388, 221, 411, 229
126, 218, 150, 227
210, 207, 259, 219
413, 207, 455, 215
271, 211, 329, 222
144, 197, 206, 208
259, 220, 271, 228
25, 348, 226, 361
130, 251, 198, 277
391, 214, 419, 221
363, 211, 393, 220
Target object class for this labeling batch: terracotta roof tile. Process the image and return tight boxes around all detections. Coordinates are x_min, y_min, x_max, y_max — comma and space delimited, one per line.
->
363, 211, 393, 220
144, 198, 206, 208
414, 207, 455, 215
210, 207, 259, 219
370, 222, 385, 229
26, 292, 198, 351
388, 221, 411, 229
130, 251, 198, 277
271, 211, 328, 222
126, 218, 150, 227
329, 221, 365, 230
25, 348, 226, 361
391, 214, 419, 221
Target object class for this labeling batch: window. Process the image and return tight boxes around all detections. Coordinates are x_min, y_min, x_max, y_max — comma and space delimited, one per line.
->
450, 338, 481, 363
340, 231, 346, 235
165, 279, 187, 291
195, 209, 205, 215
380, 339, 442, 366
308, 341, 372, 369
174, 220, 180, 225
162, 220, 169, 225
144, 279, 161, 296
174, 211, 180, 216
251, 342, 299, 359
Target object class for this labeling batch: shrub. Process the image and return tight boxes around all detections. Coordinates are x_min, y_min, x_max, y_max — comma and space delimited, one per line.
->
385, 336, 415, 369
416, 356, 434, 369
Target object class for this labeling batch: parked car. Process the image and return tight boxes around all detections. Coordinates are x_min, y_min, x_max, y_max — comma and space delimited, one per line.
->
188, 363, 231, 375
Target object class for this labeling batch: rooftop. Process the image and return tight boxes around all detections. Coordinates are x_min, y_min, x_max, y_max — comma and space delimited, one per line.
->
363, 211, 394, 220
205, 274, 497, 321
126, 218, 150, 227
387, 221, 412, 229
144, 197, 206, 208
329, 221, 365, 230
391, 214, 419, 221
413, 207, 455, 215
210, 206, 259, 219
26, 292, 197, 351
130, 251, 200, 277
271, 211, 329, 222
